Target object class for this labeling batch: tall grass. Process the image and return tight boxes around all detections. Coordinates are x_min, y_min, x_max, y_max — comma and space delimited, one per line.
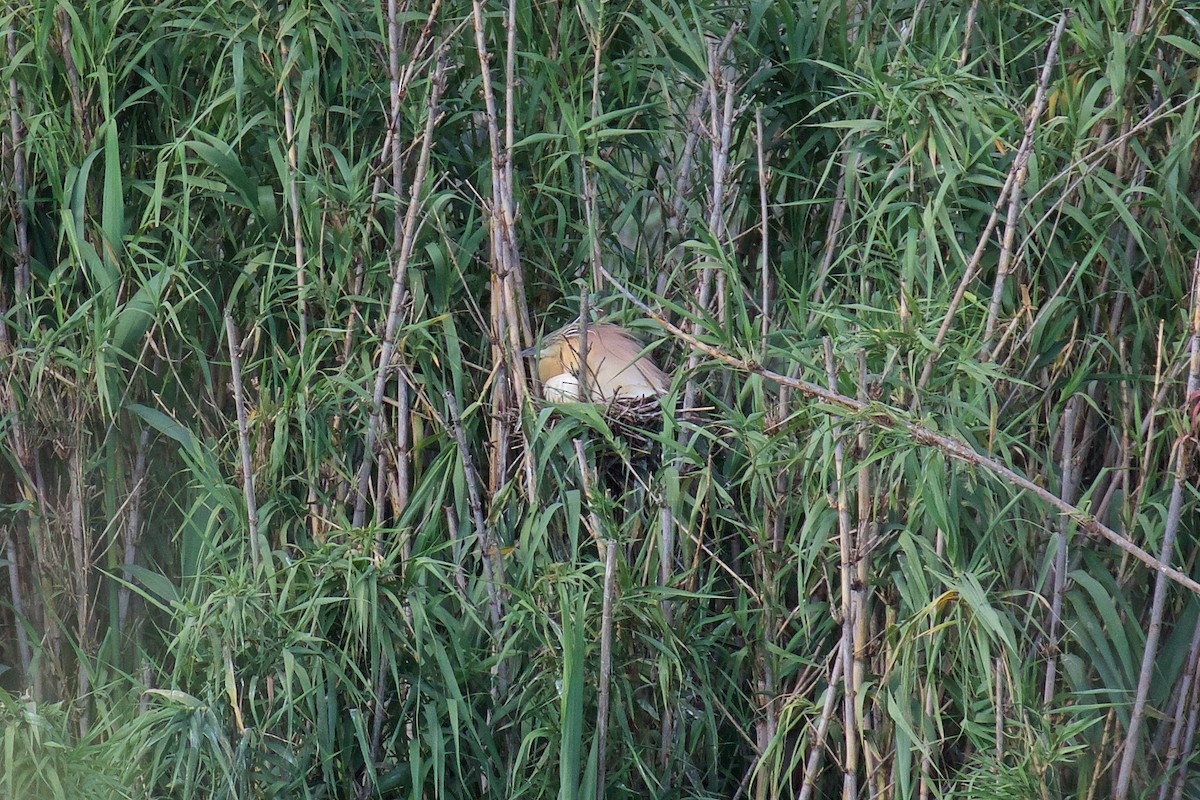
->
3, 0, 1200, 797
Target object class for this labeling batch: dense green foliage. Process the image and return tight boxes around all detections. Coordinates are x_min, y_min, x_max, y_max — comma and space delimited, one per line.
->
3, 0, 1200, 797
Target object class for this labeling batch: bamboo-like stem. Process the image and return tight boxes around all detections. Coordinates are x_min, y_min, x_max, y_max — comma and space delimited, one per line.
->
117, 427, 150, 630
994, 656, 1006, 760
55, 6, 89, 149
1042, 395, 1078, 704
664, 92, 707, 250
444, 391, 507, 655
444, 505, 468, 596
853, 352, 875, 795
798, 650, 845, 800
957, 0, 980, 67
1114, 251, 1200, 798
917, 528, 946, 800
596, 538, 617, 800
7, 27, 30, 316
69, 424, 91, 736
469, 0, 530, 369
811, 140, 858, 307
338, 0, 442, 374
755, 107, 770, 354
3, 525, 30, 682
0, 285, 32, 689
682, 32, 738, 413
224, 311, 260, 570
1169, 652, 1200, 800
279, 47, 307, 350
571, 439, 604, 548
470, 0, 534, 510
979, 10, 1071, 359
824, 341, 858, 800
583, 3, 605, 293
600, 265, 1200, 597
1157, 622, 1200, 800
386, 0, 413, 533
364, 1, 416, 779
353, 55, 447, 527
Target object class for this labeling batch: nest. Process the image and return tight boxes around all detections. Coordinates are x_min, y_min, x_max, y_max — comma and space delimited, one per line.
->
529, 392, 669, 461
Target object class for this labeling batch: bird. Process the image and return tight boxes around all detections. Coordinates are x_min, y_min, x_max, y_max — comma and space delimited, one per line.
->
523, 322, 669, 402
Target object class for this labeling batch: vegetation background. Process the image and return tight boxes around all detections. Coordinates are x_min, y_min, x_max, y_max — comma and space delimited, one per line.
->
2, 0, 1200, 797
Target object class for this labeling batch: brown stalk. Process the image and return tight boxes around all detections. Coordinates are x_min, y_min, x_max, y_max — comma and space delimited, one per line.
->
444, 505, 468, 596
279, 47, 307, 350
596, 538, 617, 800
444, 391, 507, 683
853, 352, 876, 791
682, 32, 739, 413
917, 528, 947, 800
469, 0, 534, 508
3, 523, 30, 680
340, 0, 444, 367
333, 8, 444, 519
750, 390, 781, 800
811, 133, 863, 307
367, 0, 425, 757
797, 649, 845, 800
1042, 394, 1078, 704
664, 91, 708, 252
583, 7, 605, 293
7, 26, 30, 315
55, 6, 89, 149
69, 432, 91, 735
0, 301, 33, 690
117, 427, 150, 630
824, 341, 859, 800
385, 0, 417, 536
600, 265, 1200, 597
1169, 654, 1200, 800
353, 54, 447, 528
1157, 623, 1200, 800
957, 0, 980, 67
224, 311, 260, 570
755, 108, 770, 352
571, 439, 604, 548
278, 41, 325, 546
1114, 251, 1200, 798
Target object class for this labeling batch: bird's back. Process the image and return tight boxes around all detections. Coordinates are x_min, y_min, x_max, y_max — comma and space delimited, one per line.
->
578, 324, 668, 400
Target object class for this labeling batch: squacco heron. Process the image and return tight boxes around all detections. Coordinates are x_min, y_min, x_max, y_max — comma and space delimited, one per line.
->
524, 322, 669, 402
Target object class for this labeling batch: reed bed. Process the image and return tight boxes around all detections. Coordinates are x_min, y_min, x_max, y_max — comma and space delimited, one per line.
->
2, 0, 1200, 797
